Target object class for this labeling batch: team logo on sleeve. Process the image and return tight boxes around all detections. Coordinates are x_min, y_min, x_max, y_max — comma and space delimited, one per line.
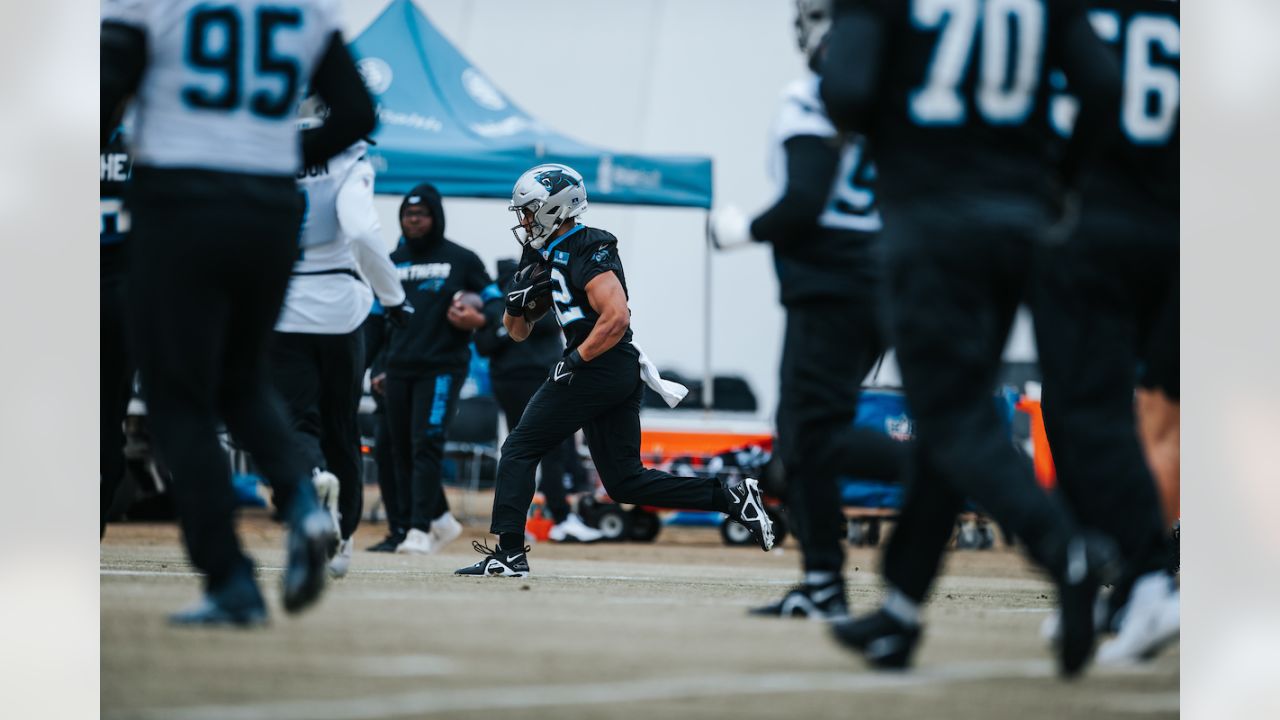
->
592, 247, 611, 264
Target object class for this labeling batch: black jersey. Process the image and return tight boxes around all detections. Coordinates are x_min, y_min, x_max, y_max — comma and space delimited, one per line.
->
1050, 0, 1178, 213
101, 127, 132, 249
533, 224, 632, 353
823, 0, 1119, 215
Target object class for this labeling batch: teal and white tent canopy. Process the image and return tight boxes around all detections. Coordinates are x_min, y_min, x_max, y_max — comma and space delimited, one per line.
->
350, 0, 714, 207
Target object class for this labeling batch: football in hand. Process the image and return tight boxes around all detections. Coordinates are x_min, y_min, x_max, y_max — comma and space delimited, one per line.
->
451, 290, 483, 312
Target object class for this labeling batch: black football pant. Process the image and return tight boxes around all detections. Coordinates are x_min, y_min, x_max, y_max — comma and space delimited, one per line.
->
1033, 208, 1176, 583
384, 371, 462, 532
777, 299, 906, 575
879, 213, 1076, 603
101, 257, 133, 536
127, 168, 310, 591
270, 329, 365, 540
491, 344, 728, 536
492, 373, 577, 524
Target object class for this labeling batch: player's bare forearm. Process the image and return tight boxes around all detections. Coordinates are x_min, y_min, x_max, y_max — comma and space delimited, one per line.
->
504, 311, 533, 342
578, 273, 630, 362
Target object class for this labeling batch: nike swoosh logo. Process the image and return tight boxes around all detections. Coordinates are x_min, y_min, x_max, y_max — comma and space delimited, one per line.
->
506, 554, 522, 563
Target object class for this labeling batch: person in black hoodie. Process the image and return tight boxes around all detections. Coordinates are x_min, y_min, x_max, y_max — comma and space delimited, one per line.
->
379, 183, 496, 555
475, 258, 602, 543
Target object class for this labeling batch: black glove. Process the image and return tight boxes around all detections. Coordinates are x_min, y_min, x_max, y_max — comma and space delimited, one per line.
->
506, 263, 553, 318
384, 299, 415, 329
551, 349, 585, 386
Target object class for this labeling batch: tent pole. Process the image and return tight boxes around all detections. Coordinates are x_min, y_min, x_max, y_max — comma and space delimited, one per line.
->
703, 210, 714, 411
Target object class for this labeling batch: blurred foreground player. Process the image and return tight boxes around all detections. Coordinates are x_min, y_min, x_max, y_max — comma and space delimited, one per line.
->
272, 108, 411, 578
457, 164, 774, 577
101, 0, 376, 625
709, 0, 905, 620
820, 0, 1123, 674
101, 124, 133, 538
1033, 0, 1179, 664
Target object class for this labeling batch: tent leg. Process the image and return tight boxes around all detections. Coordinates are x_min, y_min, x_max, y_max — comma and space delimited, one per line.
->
703, 213, 714, 411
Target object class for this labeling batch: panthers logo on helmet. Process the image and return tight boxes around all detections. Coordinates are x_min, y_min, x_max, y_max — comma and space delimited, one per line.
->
536, 169, 580, 195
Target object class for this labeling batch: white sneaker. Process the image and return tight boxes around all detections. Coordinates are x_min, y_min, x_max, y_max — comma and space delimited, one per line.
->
328, 537, 353, 578
430, 512, 463, 550
311, 469, 341, 539
549, 513, 604, 543
1096, 571, 1180, 665
395, 528, 435, 555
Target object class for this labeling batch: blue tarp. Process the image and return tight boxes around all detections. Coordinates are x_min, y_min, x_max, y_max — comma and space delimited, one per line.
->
349, 0, 714, 208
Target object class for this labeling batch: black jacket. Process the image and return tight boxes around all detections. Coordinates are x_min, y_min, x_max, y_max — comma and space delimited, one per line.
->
381, 185, 493, 376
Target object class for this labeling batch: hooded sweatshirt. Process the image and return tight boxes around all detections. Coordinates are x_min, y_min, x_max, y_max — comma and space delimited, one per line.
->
383, 183, 495, 376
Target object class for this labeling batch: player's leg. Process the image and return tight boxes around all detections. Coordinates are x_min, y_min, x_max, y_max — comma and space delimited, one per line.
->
100, 264, 132, 537
836, 229, 1115, 674
268, 333, 325, 468
126, 175, 262, 624
754, 298, 884, 618
215, 186, 334, 615
494, 374, 589, 540
1035, 236, 1173, 589
1138, 269, 1180, 528
457, 377, 605, 576
577, 351, 773, 548
317, 329, 365, 575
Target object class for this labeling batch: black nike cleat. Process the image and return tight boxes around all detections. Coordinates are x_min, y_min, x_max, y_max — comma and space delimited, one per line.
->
724, 477, 774, 551
454, 540, 530, 578
282, 484, 337, 615
831, 609, 921, 670
170, 565, 267, 628
750, 581, 848, 620
1056, 532, 1122, 677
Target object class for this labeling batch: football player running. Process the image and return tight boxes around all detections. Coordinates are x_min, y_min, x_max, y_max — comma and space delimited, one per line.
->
709, 0, 907, 621
457, 164, 774, 577
100, 0, 375, 625
819, 0, 1124, 675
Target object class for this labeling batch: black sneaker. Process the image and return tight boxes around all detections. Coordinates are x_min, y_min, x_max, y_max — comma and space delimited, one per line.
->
750, 581, 848, 620
282, 482, 337, 614
1057, 532, 1122, 677
367, 531, 405, 553
454, 540, 530, 578
830, 609, 921, 669
170, 563, 267, 628
724, 477, 774, 551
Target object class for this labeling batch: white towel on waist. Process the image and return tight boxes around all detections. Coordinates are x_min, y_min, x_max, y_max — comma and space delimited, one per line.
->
633, 343, 688, 408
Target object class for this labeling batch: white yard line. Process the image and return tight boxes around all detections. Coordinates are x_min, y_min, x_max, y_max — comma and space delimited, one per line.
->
103, 659, 1169, 720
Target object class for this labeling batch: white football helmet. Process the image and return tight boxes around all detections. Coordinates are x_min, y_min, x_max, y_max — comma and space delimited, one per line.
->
508, 163, 588, 249
794, 0, 833, 64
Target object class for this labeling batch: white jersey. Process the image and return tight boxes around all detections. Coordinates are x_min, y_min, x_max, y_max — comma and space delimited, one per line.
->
102, 0, 340, 175
275, 142, 405, 335
768, 72, 883, 234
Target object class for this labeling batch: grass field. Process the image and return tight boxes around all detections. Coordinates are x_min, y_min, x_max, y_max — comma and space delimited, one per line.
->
101, 498, 1178, 720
